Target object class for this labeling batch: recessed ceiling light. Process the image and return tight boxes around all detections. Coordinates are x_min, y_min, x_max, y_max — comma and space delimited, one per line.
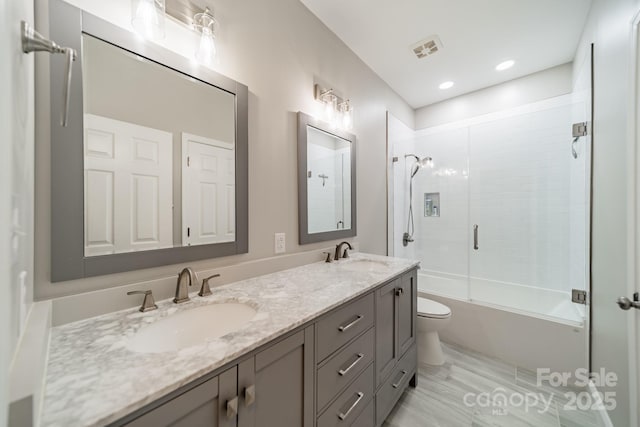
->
439, 81, 454, 90
496, 60, 515, 71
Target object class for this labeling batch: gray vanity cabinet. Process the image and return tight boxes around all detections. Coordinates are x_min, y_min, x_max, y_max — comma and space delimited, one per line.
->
125, 366, 238, 427
116, 267, 418, 427
237, 326, 314, 427
375, 278, 401, 386
397, 269, 417, 356
374, 270, 418, 426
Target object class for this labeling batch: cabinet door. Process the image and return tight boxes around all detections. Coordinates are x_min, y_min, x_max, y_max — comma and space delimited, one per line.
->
397, 269, 417, 356
238, 326, 314, 427
126, 366, 237, 427
375, 278, 400, 386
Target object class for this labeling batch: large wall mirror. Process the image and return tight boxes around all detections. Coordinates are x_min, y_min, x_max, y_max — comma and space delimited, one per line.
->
49, 0, 248, 281
297, 112, 356, 244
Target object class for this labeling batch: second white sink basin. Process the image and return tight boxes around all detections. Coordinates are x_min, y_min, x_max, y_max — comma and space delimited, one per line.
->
127, 303, 257, 354
339, 259, 390, 273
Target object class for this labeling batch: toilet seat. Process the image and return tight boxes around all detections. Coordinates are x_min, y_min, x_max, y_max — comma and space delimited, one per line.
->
417, 297, 451, 319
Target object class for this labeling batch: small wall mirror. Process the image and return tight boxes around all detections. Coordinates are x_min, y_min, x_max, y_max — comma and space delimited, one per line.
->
297, 112, 356, 244
49, 0, 248, 281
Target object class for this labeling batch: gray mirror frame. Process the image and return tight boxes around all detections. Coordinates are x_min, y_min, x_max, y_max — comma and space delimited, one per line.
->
49, 0, 248, 282
297, 112, 357, 244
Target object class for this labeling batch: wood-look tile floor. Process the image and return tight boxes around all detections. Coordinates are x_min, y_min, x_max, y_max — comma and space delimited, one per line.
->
384, 342, 601, 427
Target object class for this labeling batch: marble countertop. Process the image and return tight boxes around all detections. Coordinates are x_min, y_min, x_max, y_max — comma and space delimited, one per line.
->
40, 253, 419, 427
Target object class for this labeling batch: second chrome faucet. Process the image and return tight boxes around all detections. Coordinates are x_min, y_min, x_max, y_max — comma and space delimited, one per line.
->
174, 267, 221, 303
174, 267, 198, 303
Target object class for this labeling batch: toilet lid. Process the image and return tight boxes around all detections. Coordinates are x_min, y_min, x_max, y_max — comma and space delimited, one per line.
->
417, 297, 451, 318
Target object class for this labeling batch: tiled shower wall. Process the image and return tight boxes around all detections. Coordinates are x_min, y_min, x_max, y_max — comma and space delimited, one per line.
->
393, 95, 587, 298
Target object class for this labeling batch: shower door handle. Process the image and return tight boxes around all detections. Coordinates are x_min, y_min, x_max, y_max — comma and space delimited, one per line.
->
473, 224, 479, 250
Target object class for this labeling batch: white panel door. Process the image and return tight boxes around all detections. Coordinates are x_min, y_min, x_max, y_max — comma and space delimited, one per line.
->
84, 114, 173, 255
182, 133, 235, 246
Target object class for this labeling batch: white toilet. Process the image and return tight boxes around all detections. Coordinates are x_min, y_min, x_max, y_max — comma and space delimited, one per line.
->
416, 297, 452, 366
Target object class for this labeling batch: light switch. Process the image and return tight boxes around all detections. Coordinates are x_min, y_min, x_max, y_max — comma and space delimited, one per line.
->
274, 233, 286, 254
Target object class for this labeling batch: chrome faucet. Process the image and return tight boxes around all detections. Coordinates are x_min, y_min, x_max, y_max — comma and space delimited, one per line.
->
334, 241, 353, 261
174, 267, 198, 304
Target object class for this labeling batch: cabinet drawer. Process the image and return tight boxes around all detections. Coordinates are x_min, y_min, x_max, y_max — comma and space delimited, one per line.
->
317, 363, 374, 427
349, 398, 374, 427
375, 344, 416, 425
317, 293, 374, 362
317, 327, 375, 412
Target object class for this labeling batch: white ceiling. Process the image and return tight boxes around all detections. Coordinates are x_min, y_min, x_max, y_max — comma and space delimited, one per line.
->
300, 0, 592, 108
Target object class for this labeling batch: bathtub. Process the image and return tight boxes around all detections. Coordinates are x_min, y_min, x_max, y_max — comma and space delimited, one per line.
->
418, 270, 588, 375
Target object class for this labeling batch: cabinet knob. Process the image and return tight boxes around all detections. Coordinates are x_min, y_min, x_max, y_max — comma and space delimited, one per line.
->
226, 396, 238, 418
244, 385, 256, 407
395, 287, 404, 296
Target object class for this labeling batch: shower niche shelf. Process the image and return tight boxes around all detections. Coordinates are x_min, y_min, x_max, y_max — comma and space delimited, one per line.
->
424, 193, 440, 217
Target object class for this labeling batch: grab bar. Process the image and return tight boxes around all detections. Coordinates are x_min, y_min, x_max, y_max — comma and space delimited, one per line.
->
473, 224, 479, 250
21, 21, 76, 127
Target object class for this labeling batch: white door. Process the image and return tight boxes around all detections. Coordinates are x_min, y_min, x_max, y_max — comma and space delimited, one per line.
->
182, 133, 235, 246
84, 114, 173, 255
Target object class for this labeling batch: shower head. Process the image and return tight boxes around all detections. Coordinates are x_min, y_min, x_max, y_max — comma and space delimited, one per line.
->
405, 154, 433, 178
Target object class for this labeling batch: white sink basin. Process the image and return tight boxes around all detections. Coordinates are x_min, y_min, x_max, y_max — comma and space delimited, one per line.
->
127, 303, 257, 353
339, 259, 390, 273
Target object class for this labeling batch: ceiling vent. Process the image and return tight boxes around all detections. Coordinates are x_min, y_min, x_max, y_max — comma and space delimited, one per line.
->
410, 35, 443, 59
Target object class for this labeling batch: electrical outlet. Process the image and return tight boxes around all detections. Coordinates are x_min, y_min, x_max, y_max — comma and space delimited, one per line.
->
274, 232, 286, 254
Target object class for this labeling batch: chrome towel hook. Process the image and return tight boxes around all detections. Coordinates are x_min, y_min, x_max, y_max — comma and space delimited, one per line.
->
21, 21, 77, 127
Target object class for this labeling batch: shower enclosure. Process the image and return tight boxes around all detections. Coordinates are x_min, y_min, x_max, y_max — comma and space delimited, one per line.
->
388, 92, 590, 327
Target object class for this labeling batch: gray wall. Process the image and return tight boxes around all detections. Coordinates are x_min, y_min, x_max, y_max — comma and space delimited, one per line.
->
575, 0, 640, 425
83, 34, 236, 246
414, 63, 573, 129
34, 0, 414, 300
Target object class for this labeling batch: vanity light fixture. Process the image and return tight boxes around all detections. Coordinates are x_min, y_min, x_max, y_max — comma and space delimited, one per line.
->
314, 84, 353, 130
496, 60, 515, 71
339, 99, 353, 131
319, 89, 337, 124
131, 0, 166, 40
193, 7, 217, 66
438, 81, 454, 90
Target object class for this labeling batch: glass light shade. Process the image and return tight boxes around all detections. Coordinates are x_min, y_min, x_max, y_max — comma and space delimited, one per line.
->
131, 0, 165, 40
324, 94, 337, 123
195, 27, 217, 66
341, 103, 353, 130
193, 8, 217, 66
